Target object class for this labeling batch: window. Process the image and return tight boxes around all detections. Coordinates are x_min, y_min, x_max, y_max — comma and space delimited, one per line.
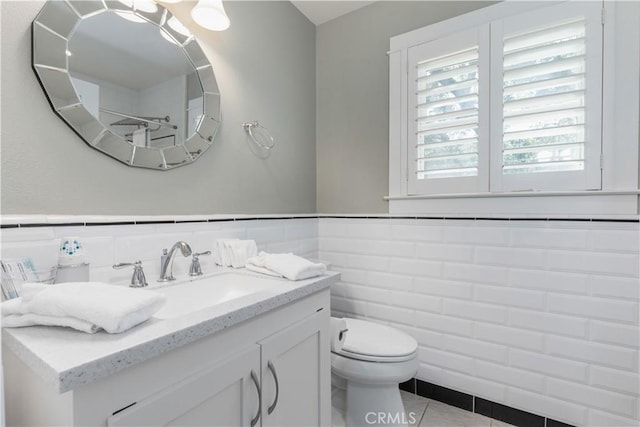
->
490, 3, 602, 192
408, 27, 489, 194
403, 2, 603, 196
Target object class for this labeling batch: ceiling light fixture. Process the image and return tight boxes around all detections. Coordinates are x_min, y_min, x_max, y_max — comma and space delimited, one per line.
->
191, 0, 230, 31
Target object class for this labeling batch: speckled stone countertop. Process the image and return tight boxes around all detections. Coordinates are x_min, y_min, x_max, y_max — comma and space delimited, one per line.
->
2, 268, 339, 393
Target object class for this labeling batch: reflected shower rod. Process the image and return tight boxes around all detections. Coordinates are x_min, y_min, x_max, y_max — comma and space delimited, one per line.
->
100, 108, 178, 130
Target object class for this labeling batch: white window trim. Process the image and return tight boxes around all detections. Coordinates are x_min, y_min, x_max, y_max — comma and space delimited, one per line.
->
388, 1, 640, 215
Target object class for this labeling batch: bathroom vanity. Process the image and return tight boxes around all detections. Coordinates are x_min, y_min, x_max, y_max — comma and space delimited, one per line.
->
2, 270, 339, 426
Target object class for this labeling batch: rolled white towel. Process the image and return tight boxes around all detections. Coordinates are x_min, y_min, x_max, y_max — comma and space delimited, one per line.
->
214, 239, 257, 268
330, 317, 348, 352
1, 282, 165, 334
245, 252, 326, 281
227, 240, 258, 268
215, 239, 239, 267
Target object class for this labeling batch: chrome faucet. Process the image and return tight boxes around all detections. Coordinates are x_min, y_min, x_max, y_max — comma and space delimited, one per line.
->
158, 241, 192, 282
189, 251, 212, 276
113, 260, 148, 288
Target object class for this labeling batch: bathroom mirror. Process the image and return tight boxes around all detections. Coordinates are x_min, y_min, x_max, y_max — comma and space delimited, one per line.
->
32, 0, 221, 170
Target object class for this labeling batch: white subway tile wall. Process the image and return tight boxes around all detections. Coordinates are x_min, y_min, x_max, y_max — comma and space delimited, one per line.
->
2, 215, 639, 426
320, 217, 640, 427
1, 218, 319, 286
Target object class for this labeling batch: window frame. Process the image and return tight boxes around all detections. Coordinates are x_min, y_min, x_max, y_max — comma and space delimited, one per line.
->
388, 1, 640, 216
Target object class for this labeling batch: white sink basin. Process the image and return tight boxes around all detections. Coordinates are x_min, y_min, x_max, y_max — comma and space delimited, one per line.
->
152, 272, 282, 319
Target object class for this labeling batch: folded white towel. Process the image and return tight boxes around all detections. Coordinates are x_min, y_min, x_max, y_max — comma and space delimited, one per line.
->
245, 252, 326, 281
3, 313, 99, 334
1, 282, 165, 334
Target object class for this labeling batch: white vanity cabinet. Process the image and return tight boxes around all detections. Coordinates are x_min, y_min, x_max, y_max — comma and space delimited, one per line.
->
107, 345, 262, 427
4, 289, 331, 427
260, 311, 327, 427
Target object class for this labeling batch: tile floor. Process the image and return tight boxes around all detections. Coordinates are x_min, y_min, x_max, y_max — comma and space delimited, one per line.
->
401, 391, 515, 427
332, 389, 515, 427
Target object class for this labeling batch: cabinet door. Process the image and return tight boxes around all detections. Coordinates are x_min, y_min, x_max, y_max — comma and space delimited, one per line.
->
107, 345, 261, 427
259, 310, 330, 427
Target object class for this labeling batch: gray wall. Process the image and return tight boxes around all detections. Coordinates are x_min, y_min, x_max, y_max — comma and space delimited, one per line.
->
316, 1, 496, 213
1, 1, 316, 215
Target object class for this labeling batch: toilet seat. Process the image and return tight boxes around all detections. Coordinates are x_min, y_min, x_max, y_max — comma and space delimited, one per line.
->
333, 318, 418, 363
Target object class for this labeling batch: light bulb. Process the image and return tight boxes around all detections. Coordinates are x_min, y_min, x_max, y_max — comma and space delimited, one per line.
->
191, 0, 230, 31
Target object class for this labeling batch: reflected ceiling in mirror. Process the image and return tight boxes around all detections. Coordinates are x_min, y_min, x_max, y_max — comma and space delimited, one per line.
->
32, 0, 221, 170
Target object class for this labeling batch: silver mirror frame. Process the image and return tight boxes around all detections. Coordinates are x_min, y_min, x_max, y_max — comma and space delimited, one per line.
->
32, 0, 221, 170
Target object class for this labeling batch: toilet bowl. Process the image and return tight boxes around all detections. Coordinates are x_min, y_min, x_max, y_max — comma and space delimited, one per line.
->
331, 318, 419, 427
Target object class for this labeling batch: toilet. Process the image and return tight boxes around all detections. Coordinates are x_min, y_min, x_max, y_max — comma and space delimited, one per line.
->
331, 318, 419, 427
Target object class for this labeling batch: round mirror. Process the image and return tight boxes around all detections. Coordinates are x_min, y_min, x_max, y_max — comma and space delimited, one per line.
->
32, 0, 221, 170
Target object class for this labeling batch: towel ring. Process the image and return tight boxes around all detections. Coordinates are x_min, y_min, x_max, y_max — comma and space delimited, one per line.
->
243, 121, 275, 150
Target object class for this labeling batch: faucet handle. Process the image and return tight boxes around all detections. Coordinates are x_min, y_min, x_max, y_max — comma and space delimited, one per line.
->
113, 260, 148, 288
189, 251, 211, 277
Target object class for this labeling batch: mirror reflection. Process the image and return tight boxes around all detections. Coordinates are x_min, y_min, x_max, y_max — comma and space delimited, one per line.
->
68, 11, 203, 149
32, 0, 221, 170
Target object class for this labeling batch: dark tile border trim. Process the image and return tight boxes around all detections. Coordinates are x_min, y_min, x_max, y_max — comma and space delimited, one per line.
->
404, 379, 575, 427
399, 378, 416, 394
128, 220, 175, 225
546, 419, 576, 427
1, 215, 637, 229
417, 380, 473, 412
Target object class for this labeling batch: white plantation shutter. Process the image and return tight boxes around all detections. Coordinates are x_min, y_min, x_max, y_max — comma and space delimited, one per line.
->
491, 2, 602, 191
397, 2, 604, 197
408, 27, 490, 195
416, 48, 479, 179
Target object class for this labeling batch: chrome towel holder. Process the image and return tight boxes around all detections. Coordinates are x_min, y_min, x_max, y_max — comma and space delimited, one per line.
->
243, 121, 275, 150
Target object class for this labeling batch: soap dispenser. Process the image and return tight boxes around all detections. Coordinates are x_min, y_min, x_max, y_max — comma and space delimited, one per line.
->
54, 237, 90, 283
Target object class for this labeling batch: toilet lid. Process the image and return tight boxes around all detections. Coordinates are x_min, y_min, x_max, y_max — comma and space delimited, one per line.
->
337, 318, 418, 362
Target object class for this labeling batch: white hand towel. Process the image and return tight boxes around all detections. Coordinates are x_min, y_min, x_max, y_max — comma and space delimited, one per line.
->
245, 252, 326, 281
244, 263, 282, 278
1, 282, 165, 334
132, 128, 148, 147
3, 313, 99, 334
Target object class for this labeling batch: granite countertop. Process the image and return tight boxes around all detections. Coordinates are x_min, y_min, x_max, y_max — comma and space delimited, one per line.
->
2, 269, 339, 393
